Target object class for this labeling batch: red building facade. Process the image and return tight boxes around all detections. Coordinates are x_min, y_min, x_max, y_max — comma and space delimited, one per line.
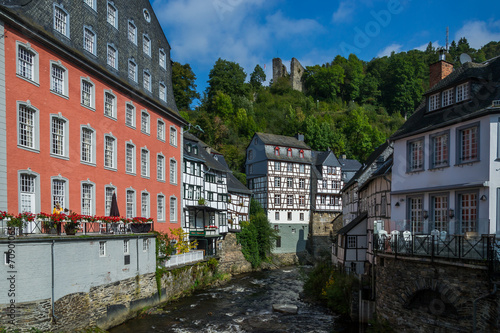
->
0, 1, 186, 233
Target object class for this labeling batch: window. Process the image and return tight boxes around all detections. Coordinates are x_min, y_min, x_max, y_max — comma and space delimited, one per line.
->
125, 103, 135, 128
104, 186, 115, 216
274, 161, 281, 171
103, 91, 116, 119
84, 0, 96, 11
170, 127, 177, 146
299, 150, 304, 158
104, 134, 116, 169
275, 212, 279, 220
141, 192, 150, 218
276, 236, 281, 248
126, 189, 135, 218
300, 213, 304, 221
274, 194, 281, 205
458, 124, 479, 163
157, 120, 165, 141
428, 93, 439, 111
458, 191, 478, 233
287, 195, 293, 205
81, 78, 95, 109
125, 142, 136, 174
170, 196, 177, 222
157, 194, 165, 221
141, 111, 150, 134
123, 240, 129, 254
17, 43, 38, 83
157, 154, 165, 181
54, 5, 69, 37
51, 177, 68, 211
81, 181, 95, 215
407, 138, 424, 172
456, 83, 469, 102
287, 163, 293, 172
99, 241, 106, 257
128, 59, 137, 82
299, 195, 305, 206
442, 88, 454, 107
143, 8, 151, 22
287, 178, 293, 188
287, 148, 292, 157
51, 115, 68, 158
322, 180, 327, 189
408, 196, 423, 233
107, 2, 117, 28
248, 150, 254, 160
299, 178, 305, 189
143, 239, 150, 251
274, 177, 281, 187
83, 27, 96, 55
287, 212, 292, 220
128, 20, 137, 44
18, 103, 39, 151
430, 131, 449, 168
299, 164, 305, 173
143, 34, 151, 56
159, 82, 166, 101
141, 148, 149, 178
107, 44, 117, 69
81, 126, 95, 164
50, 62, 67, 96
143, 70, 151, 91
159, 49, 166, 69
347, 236, 357, 248
274, 147, 280, 156
19, 172, 38, 213
431, 194, 448, 232
170, 159, 177, 184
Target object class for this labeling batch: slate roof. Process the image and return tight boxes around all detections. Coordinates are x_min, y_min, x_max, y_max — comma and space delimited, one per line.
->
337, 158, 362, 172
392, 56, 500, 140
358, 154, 393, 192
255, 133, 310, 150
227, 173, 252, 195
337, 212, 368, 235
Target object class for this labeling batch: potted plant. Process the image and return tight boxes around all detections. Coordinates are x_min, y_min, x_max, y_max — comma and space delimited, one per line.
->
64, 213, 81, 235
198, 198, 206, 206
129, 217, 153, 233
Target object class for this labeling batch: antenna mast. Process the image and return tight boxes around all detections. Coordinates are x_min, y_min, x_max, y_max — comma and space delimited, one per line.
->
446, 27, 449, 52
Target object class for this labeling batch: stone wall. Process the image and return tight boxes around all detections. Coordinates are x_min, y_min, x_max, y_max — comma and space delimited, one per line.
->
217, 233, 253, 274
290, 58, 305, 92
308, 211, 339, 259
376, 256, 500, 332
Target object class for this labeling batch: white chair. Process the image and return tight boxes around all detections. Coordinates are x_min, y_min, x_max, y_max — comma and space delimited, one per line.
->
378, 230, 388, 250
440, 231, 447, 242
390, 230, 400, 250
403, 230, 412, 251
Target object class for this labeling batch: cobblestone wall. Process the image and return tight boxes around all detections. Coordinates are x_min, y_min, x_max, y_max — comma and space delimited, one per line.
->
375, 256, 500, 332
217, 233, 253, 274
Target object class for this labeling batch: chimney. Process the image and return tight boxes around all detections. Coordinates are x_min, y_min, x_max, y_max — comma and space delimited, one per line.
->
429, 51, 453, 88
296, 133, 304, 142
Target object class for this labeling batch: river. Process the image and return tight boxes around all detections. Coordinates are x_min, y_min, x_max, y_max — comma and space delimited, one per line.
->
109, 266, 358, 333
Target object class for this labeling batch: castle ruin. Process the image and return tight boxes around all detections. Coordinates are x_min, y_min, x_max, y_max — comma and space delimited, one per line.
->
272, 57, 305, 92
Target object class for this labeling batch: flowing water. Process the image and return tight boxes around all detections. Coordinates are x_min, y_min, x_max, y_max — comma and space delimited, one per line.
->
109, 266, 354, 333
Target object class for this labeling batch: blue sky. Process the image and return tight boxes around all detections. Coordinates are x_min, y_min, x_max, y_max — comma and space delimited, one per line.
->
151, 0, 500, 105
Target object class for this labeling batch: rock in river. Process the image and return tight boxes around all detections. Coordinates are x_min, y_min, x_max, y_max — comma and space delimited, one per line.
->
272, 304, 298, 314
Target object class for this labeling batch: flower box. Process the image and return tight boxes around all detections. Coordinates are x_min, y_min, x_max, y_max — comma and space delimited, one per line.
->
130, 223, 152, 233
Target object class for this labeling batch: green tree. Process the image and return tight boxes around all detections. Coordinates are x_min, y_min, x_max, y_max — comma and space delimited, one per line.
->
250, 64, 266, 90
171, 62, 200, 110
206, 58, 247, 101
303, 64, 345, 100
212, 91, 234, 118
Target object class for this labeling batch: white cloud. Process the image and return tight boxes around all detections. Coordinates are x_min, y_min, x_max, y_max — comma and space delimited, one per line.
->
414, 40, 441, 52
377, 43, 402, 57
455, 20, 500, 49
332, 1, 355, 23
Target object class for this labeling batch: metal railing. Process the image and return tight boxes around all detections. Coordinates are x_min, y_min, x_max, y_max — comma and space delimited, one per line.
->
163, 250, 204, 268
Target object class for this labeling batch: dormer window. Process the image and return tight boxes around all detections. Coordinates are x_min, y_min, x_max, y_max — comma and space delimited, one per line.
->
429, 93, 439, 111
287, 148, 292, 157
299, 150, 304, 158
442, 88, 454, 107
274, 147, 280, 156
456, 83, 469, 102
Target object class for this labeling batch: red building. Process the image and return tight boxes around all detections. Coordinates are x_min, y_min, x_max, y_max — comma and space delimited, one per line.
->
0, 1, 186, 233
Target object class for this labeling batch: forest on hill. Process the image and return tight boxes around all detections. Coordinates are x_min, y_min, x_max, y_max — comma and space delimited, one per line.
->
172, 39, 500, 183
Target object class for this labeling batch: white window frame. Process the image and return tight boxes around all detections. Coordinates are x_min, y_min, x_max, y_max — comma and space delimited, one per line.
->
106, 44, 118, 69
81, 77, 95, 110
428, 93, 439, 111
442, 88, 454, 107
126, 188, 136, 219
104, 133, 117, 170
407, 137, 424, 172
125, 141, 136, 175
430, 130, 449, 169
104, 185, 116, 216
18, 170, 40, 213
83, 26, 96, 55
159, 82, 167, 102
99, 241, 106, 257
123, 240, 130, 254
128, 20, 137, 45
141, 191, 150, 218
456, 82, 469, 103
50, 61, 68, 97
125, 102, 136, 128
51, 175, 69, 212
457, 123, 479, 164
157, 194, 165, 222
170, 126, 177, 146
50, 113, 69, 159
159, 48, 166, 69
141, 147, 150, 178
143, 34, 151, 56
107, 1, 118, 29
17, 102, 40, 152
143, 70, 151, 92
157, 153, 165, 181
157, 119, 165, 141
53, 4, 70, 38
80, 124, 96, 165
170, 196, 177, 222
170, 158, 177, 185
141, 110, 150, 134
81, 180, 96, 216
103, 90, 117, 119
128, 59, 137, 82
84, 0, 96, 11
16, 41, 39, 85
